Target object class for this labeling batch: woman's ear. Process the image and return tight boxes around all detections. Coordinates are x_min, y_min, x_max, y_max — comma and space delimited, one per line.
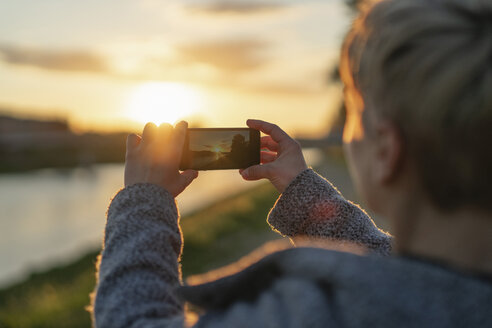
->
373, 120, 404, 184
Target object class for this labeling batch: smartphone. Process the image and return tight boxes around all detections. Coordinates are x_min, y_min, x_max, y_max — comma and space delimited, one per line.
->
179, 128, 260, 171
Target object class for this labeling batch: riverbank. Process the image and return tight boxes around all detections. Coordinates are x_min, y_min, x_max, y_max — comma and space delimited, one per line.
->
0, 113, 129, 174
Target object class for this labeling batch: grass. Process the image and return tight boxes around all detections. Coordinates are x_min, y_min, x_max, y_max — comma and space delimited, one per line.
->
180, 183, 281, 276
0, 182, 281, 328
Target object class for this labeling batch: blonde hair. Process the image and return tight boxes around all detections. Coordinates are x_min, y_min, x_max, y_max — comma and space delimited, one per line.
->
341, 0, 492, 210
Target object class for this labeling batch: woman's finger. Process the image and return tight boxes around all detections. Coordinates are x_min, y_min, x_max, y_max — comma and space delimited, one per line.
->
126, 133, 141, 150
177, 169, 199, 194
157, 123, 173, 142
142, 122, 158, 145
261, 136, 279, 152
240, 163, 272, 181
169, 121, 188, 164
246, 119, 292, 146
154, 123, 173, 162
260, 151, 277, 164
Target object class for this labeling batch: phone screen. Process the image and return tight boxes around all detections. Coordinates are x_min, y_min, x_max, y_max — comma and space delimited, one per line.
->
180, 128, 260, 170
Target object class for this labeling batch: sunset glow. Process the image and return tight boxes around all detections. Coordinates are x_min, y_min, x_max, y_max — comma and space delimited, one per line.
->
125, 82, 202, 125
0, 0, 350, 134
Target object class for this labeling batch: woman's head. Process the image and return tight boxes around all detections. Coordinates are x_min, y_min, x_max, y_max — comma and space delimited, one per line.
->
340, 0, 492, 212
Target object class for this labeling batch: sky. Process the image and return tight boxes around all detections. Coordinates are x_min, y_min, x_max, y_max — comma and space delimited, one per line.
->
0, 0, 353, 136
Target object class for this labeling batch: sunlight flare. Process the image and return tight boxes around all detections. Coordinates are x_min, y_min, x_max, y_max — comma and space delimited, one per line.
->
212, 145, 224, 159
125, 82, 202, 125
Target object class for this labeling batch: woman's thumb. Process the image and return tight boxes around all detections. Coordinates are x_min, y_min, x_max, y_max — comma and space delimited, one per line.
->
180, 170, 199, 188
240, 164, 270, 181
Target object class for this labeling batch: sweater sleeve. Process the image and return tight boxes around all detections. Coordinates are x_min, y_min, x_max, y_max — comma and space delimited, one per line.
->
93, 183, 186, 328
267, 169, 392, 255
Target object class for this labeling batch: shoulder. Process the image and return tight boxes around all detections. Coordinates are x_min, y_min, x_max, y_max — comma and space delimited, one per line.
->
180, 246, 492, 327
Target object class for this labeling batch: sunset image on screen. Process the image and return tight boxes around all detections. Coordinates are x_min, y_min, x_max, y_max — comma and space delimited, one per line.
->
189, 130, 250, 169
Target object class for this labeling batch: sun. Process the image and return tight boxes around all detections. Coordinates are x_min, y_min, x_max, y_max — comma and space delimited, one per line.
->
125, 82, 202, 125
212, 145, 224, 159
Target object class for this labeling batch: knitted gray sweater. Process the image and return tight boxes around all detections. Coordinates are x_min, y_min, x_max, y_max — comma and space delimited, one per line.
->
93, 169, 492, 327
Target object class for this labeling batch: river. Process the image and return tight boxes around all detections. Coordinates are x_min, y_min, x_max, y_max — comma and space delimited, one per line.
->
0, 149, 322, 288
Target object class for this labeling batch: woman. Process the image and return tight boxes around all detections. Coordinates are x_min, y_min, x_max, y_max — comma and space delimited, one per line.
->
92, 0, 492, 326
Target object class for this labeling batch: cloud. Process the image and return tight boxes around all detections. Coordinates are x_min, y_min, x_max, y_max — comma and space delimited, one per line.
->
176, 39, 270, 72
187, 1, 287, 15
0, 41, 318, 95
0, 44, 108, 73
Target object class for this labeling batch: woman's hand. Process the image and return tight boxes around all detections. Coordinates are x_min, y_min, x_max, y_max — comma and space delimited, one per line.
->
124, 121, 198, 197
240, 119, 308, 193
